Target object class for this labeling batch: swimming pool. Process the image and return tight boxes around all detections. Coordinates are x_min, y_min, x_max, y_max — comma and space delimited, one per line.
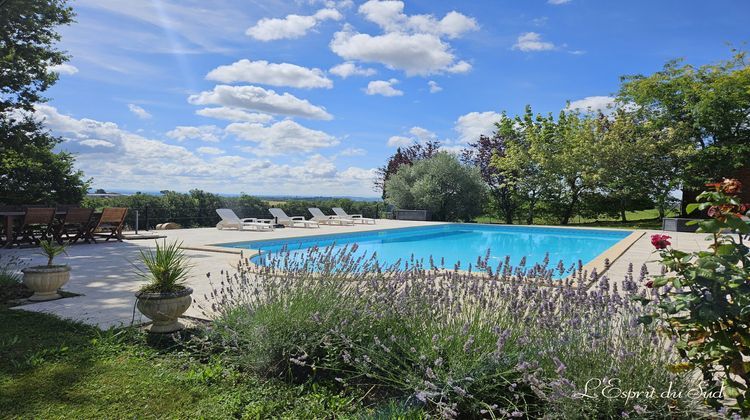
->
217, 224, 630, 271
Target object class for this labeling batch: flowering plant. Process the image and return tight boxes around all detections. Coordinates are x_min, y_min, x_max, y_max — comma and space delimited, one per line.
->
641, 178, 750, 414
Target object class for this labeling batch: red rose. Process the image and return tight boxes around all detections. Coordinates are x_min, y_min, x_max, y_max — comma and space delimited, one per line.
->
645, 280, 654, 288
651, 234, 671, 250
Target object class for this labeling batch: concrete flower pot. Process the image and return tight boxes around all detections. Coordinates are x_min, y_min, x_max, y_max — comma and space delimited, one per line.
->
21, 265, 71, 301
135, 287, 193, 333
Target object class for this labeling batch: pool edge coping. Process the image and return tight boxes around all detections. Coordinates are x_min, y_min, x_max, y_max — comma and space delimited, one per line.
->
581, 230, 646, 279
183, 222, 642, 276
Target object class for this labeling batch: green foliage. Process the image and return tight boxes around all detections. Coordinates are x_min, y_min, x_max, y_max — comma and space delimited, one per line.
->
83, 190, 381, 229
385, 152, 487, 221
640, 179, 750, 415
0, 308, 378, 418
0, 0, 90, 205
38, 239, 67, 266
203, 250, 706, 418
618, 50, 750, 194
0, 255, 23, 287
135, 240, 192, 293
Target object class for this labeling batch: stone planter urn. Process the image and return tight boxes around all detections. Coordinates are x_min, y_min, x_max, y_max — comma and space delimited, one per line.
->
21, 265, 71, 301
135, 287, 193, 333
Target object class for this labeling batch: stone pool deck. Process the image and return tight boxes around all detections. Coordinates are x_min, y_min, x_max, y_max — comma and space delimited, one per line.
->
1, 220, 711, 329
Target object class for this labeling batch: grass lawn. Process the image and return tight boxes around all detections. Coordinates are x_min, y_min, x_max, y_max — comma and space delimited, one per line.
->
0, 308, 418, 419
476, 208, 674, 230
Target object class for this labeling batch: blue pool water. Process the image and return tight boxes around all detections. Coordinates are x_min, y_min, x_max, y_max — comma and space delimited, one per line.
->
217, 224, 630, 270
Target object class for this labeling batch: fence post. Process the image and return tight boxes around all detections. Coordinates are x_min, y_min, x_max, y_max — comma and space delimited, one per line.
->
145, 205, 149, 231
135, 210, 139, 235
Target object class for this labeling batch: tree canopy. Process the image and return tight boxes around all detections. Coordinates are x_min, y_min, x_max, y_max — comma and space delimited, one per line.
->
618, 50, 750, 209
0, 0, 89, 205
385, 152, 487, 222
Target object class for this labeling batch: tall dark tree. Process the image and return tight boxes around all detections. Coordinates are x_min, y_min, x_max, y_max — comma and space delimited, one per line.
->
374, 140, 440, 198
0, 0, 89, 205
462, 133, 517, 224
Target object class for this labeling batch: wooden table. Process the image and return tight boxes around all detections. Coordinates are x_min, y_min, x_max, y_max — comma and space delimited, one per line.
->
1, 211, 66, 249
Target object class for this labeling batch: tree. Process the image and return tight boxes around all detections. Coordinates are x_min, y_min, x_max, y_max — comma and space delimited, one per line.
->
491, 107, 553, 224
618, 50, 750, 214
491, 107, 599, 225
462, 129, 518, 224
374, 140, 440, 198
236, 194, 267, 218
0, 0, 89, 205
384, 152, 487, 222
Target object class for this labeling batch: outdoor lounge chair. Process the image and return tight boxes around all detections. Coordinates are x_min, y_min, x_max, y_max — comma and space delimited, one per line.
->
308, 208, 354, 226
53, 207, 94, 244
215, 208, 274, 231
268, 208, 319, 228
13, 207, 56, 247
89, 207, 128, 242
332, 207, 376, 224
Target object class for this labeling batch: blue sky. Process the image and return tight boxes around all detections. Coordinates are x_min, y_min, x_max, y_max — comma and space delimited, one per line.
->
41, 0, 749, 197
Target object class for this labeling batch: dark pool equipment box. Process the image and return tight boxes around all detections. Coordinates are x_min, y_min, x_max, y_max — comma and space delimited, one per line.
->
390, 209, 431, 221
662, 217, 700, 232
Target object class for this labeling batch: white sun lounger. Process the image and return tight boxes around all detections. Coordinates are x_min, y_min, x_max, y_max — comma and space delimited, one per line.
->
332, 207, 376, 224
269, 208, 319, 228
308, 208, 354, 226
216, 208, 274, 231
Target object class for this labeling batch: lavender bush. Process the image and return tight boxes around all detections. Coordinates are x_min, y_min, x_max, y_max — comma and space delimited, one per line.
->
195, 245, 707, 418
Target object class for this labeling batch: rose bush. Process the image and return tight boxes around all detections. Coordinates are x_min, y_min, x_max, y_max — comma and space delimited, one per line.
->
640, 179, 750, 415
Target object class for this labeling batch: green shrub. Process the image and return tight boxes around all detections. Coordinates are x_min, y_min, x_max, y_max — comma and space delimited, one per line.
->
0, 255, 23, 287
385, 152, 487, 221
642, 178, 750, 415
197, 248, 708, 418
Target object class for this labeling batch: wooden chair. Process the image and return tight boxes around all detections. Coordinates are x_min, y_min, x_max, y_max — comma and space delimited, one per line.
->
89, 208, 128, 243
0, 205, 21, 247
53, 208, 94, 244
14, 208, 56, 247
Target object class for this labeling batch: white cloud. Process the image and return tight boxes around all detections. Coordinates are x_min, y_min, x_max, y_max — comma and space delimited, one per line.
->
337, 147, 367, 156
188, 85, 333, 120
428, 80, 442, 93
329, 62, 377, 78
206, 59, 332, 89
195, 107, 274, 123
79, 139, 115, 148
566, 96, 616, 113
548, 0, 572, 4
246, 8, 342, 41
166, 125, 222, 142
446, 60, 472, 74
293, 154, 337, 178
328, 2, 476, 77
127, 103, 152, 119
226, 119, 339, 156
339, 166, 377, 182
409, 126, 436, 141
49, 63, 79, 75
386, 126, 437, 147
358, 1, 478, 39
32, 104, 376, 196
197, 146, 225, 155
455, 111, 502, 142
330, 28, 470, 76
365, 79, 403, 96
387, 135, 413, 147
512, 32, 556, 52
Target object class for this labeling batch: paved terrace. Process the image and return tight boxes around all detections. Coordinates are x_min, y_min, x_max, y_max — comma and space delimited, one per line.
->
1, 220, 711, 329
